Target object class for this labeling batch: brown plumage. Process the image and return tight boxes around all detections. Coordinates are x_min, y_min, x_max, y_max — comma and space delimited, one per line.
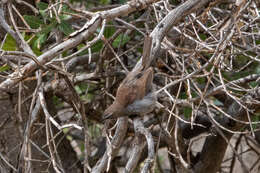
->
103, 67, 156, 119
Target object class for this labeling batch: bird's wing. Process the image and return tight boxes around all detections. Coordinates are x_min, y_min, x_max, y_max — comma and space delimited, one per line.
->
116, 67, 153, 106
115, 80, 138, 107
135, 67, 154, 99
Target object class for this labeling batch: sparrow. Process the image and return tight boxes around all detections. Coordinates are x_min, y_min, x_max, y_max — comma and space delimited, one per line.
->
103, 67, 157, 119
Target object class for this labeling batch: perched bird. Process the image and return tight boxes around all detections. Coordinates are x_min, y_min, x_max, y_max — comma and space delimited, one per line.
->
103, 67, 157, 119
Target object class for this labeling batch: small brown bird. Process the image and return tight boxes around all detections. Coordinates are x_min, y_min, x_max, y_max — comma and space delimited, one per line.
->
103, 67, 157, 119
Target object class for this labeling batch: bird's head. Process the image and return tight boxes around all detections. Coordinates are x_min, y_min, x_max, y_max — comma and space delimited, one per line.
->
102, 101, 125, 120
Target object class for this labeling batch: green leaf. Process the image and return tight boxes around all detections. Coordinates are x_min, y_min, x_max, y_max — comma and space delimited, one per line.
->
75, 43, 89, 56
104, 25, 115, 38
23, 33, 32, 42
32, 48, 42, 56
101, 0, 110, 5
137, 47, 142, 53
197, 77, 206, 84
112, 34, 130, 48
39, 9, 47, 19
75, 85, 82, 94
199, 33, 207, 41
60, 14, 71, 21
252, 115, 260, 130
58, 20, 74, 36
34, 33, 47, 49
39, 21, 57, 35
52, 95, 63, 108
255, 64, 260, 74
78, 83, 89, 91
60, 4, 72, 13
214, 99, 224, 106
236, 54, 249, 65
28, 33, 45, 56
91, 40, 103, 53
0, 64, 10, 72
28, 36, 42, 56
171, 0, 181, 5
119, 0, 127, 3
180, 92, 188, 99
2, 34, 17, 51
24, 15, 44, 29
183, 107, 192, 118
77, 83, 95, 102
36, 2, 48, 10
36, 2, 49, 19
249, 81, 258, 88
